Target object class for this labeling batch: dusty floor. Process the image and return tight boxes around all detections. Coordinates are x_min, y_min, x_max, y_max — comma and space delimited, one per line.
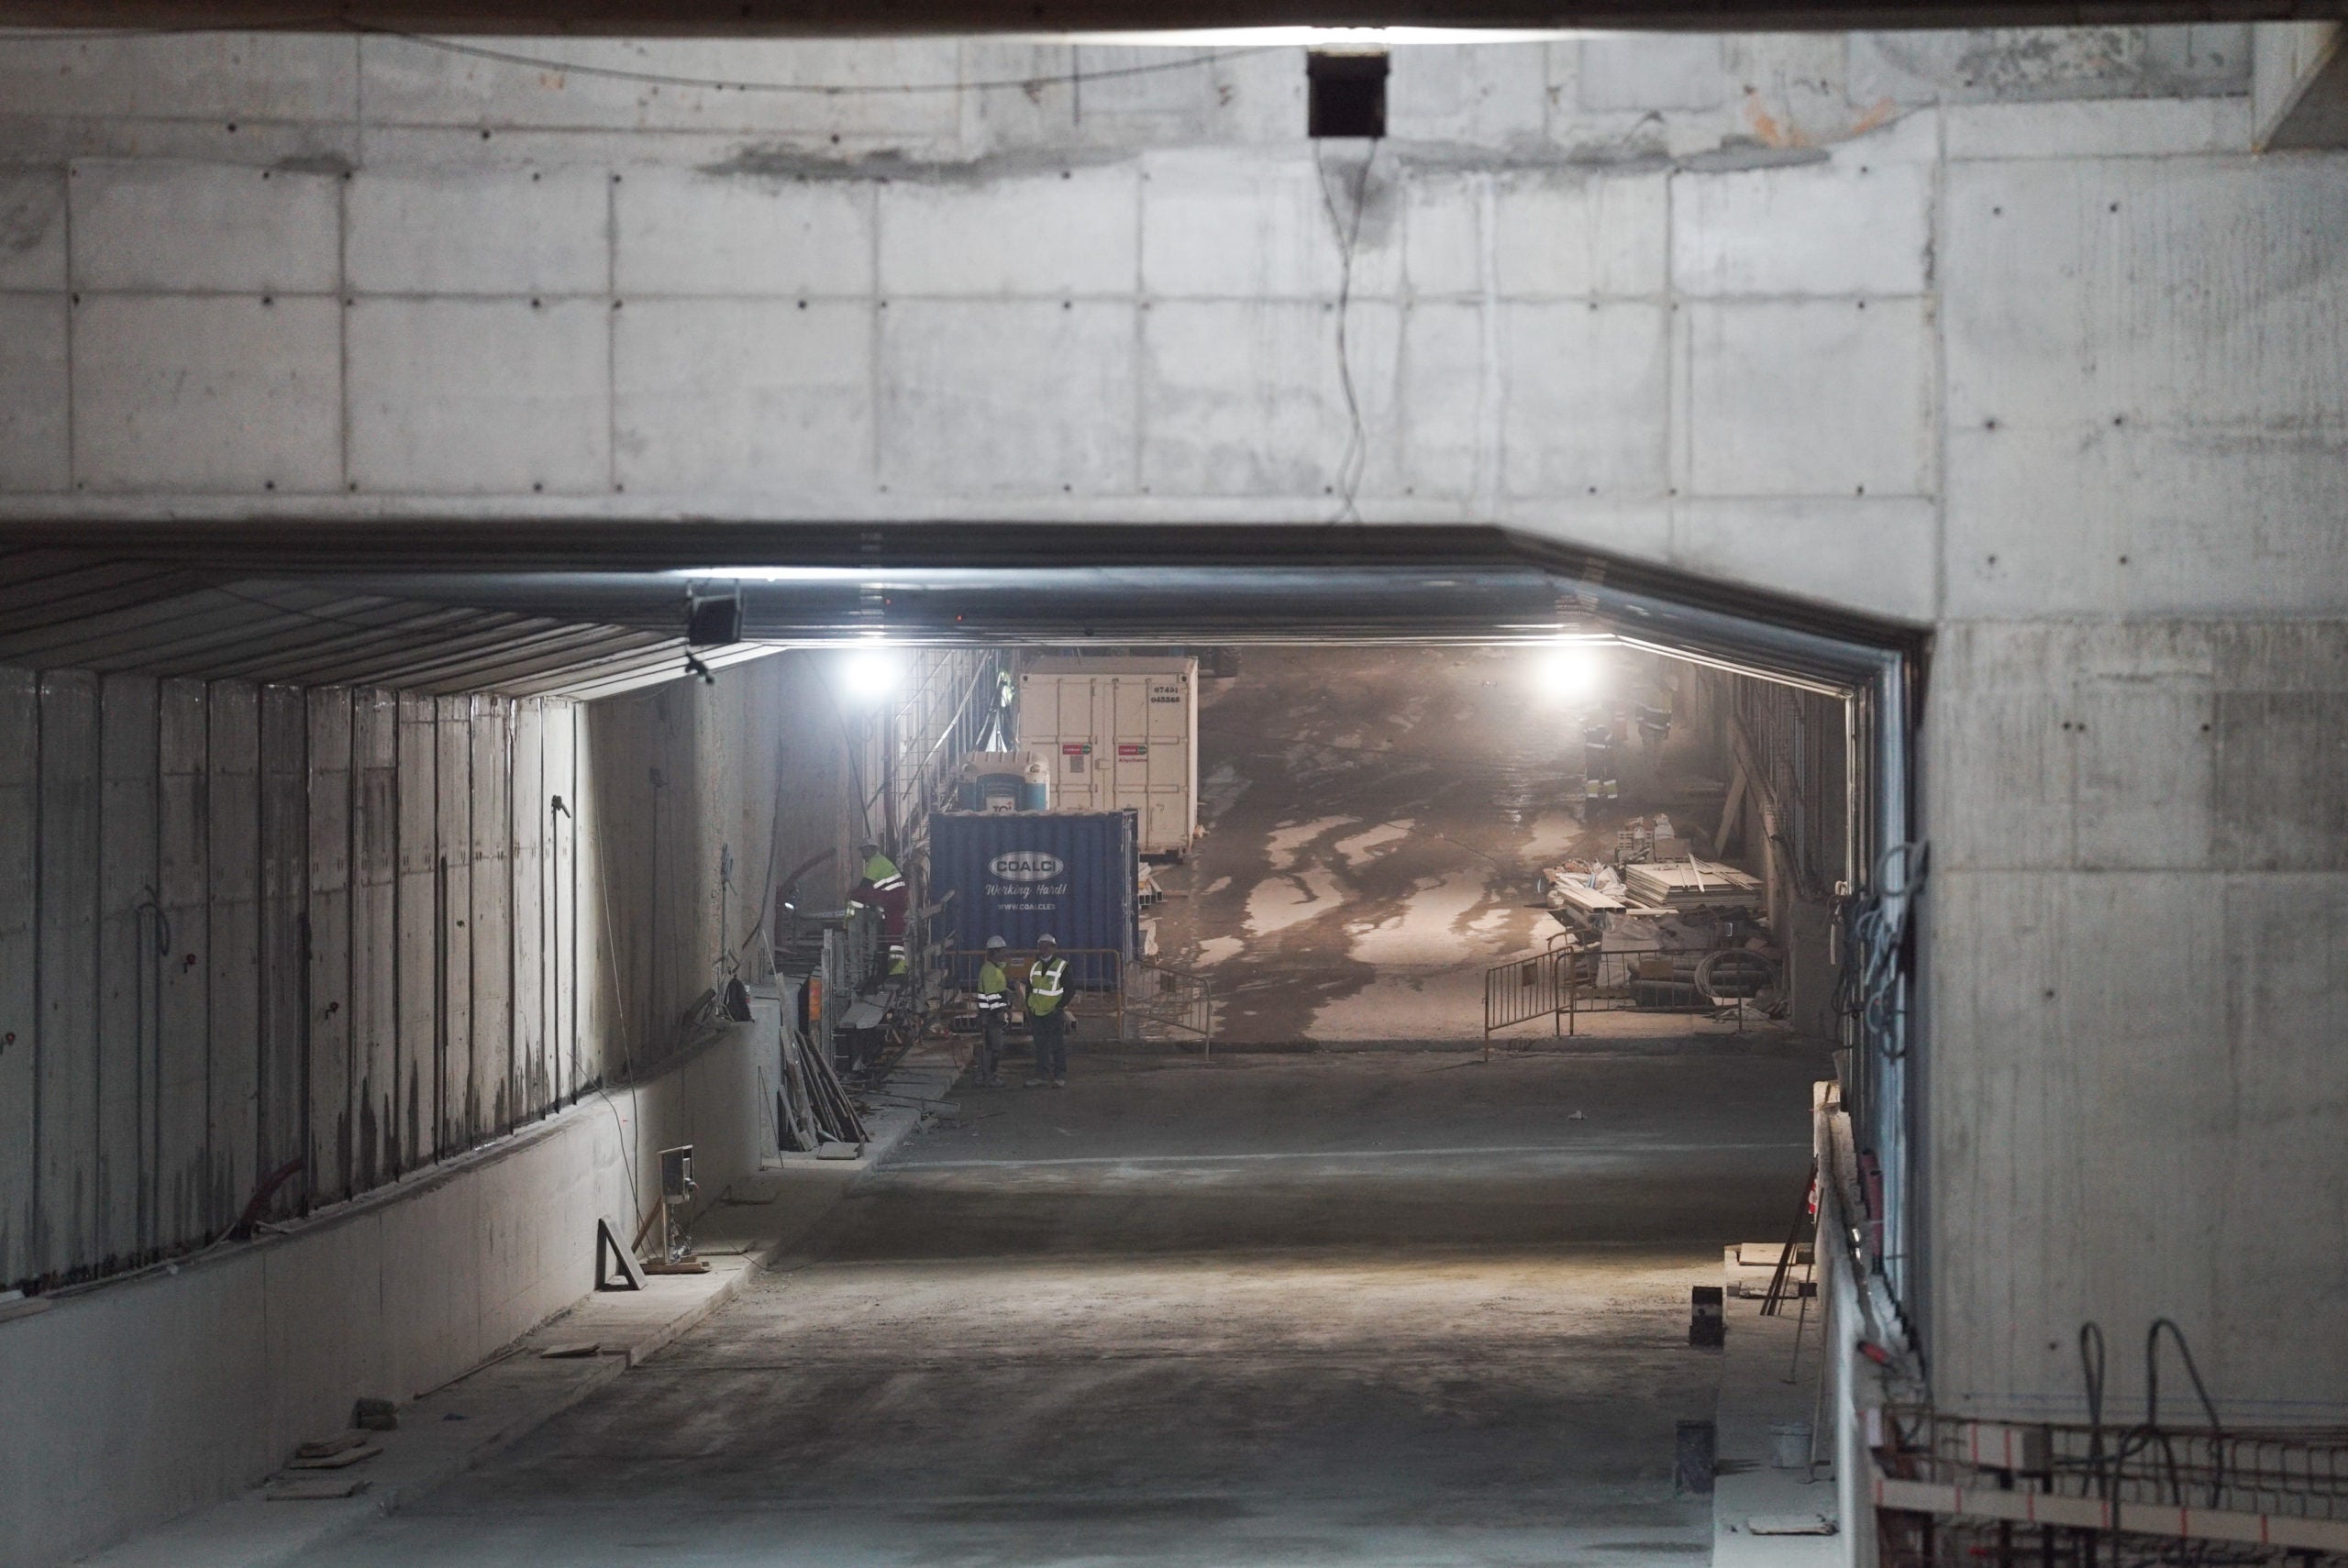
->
294, 1049, 1822, 1568
1150, 646, 1739, 1045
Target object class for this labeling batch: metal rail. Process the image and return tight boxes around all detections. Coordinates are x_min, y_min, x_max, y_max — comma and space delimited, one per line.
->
1882, 1407, 2348, 1524
1126, 960, 1214, 1056
1481, 944, 1773, 1043
1483, 947, 1584, 1042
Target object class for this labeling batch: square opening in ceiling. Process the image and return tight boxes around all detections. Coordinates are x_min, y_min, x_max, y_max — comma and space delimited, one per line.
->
1308, 50, 1389, 138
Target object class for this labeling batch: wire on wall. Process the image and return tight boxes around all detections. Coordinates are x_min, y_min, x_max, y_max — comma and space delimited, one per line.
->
1313, 138, 1377, 525
0, 24, 1259, 99
361, 28, 1254, 98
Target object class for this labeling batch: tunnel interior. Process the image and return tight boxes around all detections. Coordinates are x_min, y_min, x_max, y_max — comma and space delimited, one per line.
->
3, 9, 2343, 1562
0, 528, 1917, 1567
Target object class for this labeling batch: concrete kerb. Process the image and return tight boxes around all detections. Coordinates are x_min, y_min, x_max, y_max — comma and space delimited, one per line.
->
80, 1046, 951, 1568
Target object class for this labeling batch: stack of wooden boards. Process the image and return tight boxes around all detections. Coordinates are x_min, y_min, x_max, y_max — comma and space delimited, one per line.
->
1623, 858, 1766, 910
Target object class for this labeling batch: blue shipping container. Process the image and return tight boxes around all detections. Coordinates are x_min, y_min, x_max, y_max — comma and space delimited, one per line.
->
929, 812, 1138, 989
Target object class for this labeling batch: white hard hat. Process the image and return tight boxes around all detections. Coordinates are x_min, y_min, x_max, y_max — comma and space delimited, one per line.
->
1036, 933, 1058, 945
984, 935, 1008, 951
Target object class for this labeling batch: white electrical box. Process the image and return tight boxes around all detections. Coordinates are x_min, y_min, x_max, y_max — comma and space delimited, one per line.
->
1017, 656, 1198, 857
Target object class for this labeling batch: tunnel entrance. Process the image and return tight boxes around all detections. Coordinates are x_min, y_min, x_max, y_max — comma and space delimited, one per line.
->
1, 522, 1920, 1568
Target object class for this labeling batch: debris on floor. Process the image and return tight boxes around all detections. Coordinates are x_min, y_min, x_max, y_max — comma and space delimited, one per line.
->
288, 1433, 378, 1468
266, 1477, 371, 1502
1746, 1513, 1838, 1535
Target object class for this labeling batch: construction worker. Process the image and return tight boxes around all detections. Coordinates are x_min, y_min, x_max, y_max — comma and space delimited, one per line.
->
1580, 712, 1620, 802
847, 839, 909, 977
971, 935, 1012, 1088
1023, 933, 1071, 1088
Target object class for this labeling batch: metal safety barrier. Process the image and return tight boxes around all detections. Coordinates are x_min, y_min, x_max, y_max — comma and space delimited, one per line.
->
1483, 946, 1587, 1041
1482, 941, 1780, 1042
1126, 960, 1214, 1056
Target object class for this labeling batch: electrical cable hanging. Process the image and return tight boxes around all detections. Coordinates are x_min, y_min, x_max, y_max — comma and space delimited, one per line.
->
2080, 1317, 2229, 1515
1313, 137, 1378, 524
0, 18, 343, 39
1834, 839, 1923, 1061
0, 25, 1259, 102
358, 28, 1254, 98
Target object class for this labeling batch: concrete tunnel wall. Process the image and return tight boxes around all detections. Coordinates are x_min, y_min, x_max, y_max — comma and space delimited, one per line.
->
0, 11, 2342, 1510
0, 651, 875, 1564
0, 653, 860, 1292
0, 676, 598, 1291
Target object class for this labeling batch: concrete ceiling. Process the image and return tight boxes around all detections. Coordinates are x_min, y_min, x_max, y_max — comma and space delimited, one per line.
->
0, 547, 778, 698
1, 0, 2339, 34
0, 522, 1922, 693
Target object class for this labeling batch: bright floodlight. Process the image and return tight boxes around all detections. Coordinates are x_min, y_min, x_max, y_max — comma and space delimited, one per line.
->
841, 647, 900, 701
1541, 643, 1606, 700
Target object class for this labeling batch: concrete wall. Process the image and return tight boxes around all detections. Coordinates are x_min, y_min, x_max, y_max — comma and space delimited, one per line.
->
0, 646, 875, 1562
0, 648, 876, 1292
0, 17, 2342, 1436
0, 673, 589, 1291
0, 1005, 776, 1568
1923, 622, 2348, 1423
0, 28, 2265, 634
575, 648, 873, 1058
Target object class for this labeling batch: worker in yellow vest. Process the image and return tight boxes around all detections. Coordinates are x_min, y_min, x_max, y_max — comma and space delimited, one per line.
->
847, 839, 909, 976
971, 935, 1012, 1088
1023, 933, 1071, 1088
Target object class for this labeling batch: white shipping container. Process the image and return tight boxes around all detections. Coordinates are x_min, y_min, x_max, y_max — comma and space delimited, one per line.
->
1017, 656, 1198, 857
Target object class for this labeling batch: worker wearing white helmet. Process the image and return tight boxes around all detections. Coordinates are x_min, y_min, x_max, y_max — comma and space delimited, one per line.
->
971, 936, 1012, 1088
1023, 933, 1071, 1088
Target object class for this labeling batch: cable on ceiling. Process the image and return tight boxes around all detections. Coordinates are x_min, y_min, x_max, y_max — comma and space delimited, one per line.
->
360, 28, 1258, 98
1, 22, 1261, 98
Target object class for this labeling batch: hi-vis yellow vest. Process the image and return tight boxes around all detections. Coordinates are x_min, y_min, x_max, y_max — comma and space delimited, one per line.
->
976, 961, 1011, 1014
1026, 955, 1069, 1016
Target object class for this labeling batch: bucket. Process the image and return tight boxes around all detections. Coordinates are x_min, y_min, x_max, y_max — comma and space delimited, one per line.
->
1768, 1419, 1812, 1469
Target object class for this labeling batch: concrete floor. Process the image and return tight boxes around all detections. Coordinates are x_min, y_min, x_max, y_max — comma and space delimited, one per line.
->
292, 1049, 1822, 1567
1151, 646, 1749, 1046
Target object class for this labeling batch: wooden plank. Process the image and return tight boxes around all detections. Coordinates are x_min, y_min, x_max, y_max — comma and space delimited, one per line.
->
511, 701, 548, 1122
470, 701, 512, 1138
349, 690, 397, 1194
0, 668, 39, 1285
155, 680, 211, 1252
205, 682, 260, 1234
256, 685, 308, 1217
36, 669, 100, 1279
393, 694, 437, 1175
435, 696, 472, 1155
96, 675, 160, 1265
305, 688, 353, 1206
1715, 763, 1748, 857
